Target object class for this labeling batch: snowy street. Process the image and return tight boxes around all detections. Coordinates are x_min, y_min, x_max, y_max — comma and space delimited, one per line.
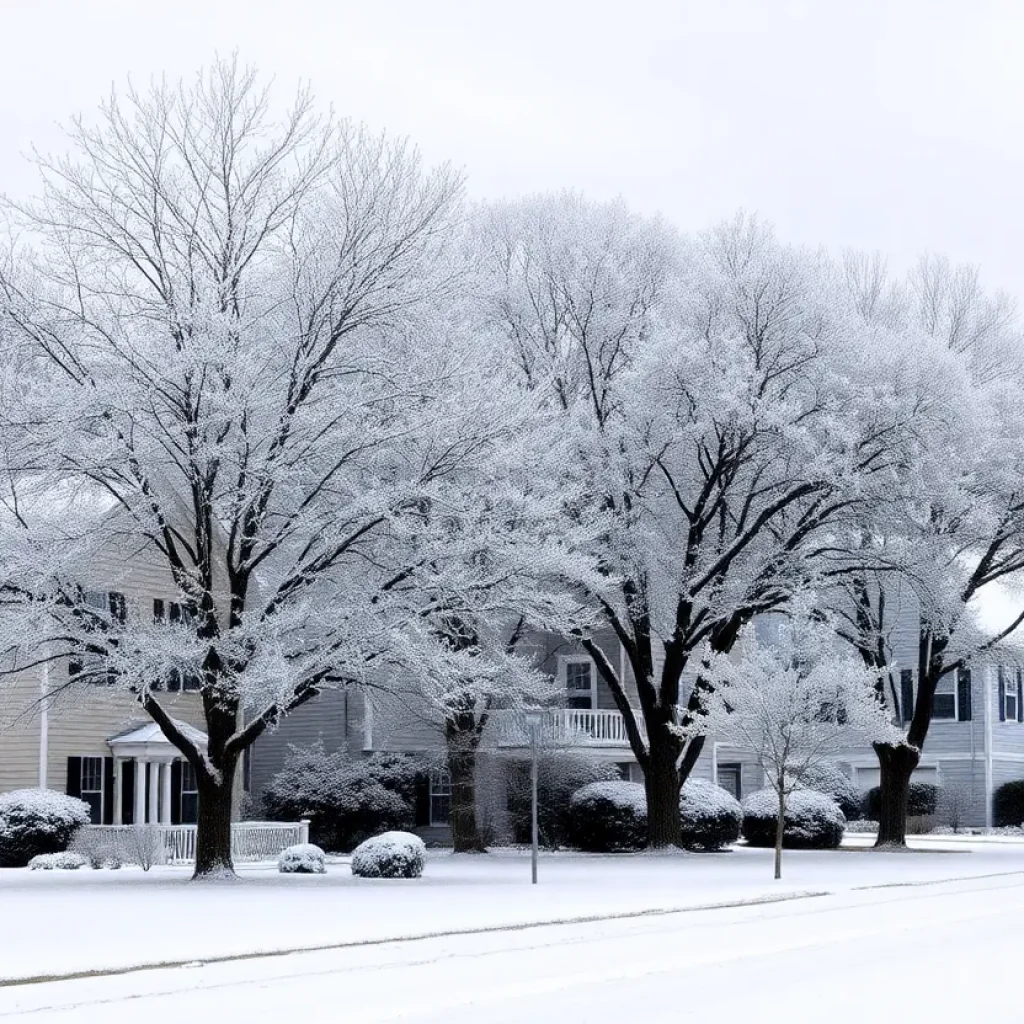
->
1, 869, 1021, 1022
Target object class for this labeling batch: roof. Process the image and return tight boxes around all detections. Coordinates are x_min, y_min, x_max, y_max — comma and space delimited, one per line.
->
108, 719, 207, 748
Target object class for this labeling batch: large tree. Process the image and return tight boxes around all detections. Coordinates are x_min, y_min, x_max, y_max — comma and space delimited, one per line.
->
830, 253, 1024, 846
0, 61, 510, 877
478, 198, 915, 846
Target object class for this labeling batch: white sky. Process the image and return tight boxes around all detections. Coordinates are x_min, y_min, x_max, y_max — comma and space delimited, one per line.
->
2, 0, 1021, 296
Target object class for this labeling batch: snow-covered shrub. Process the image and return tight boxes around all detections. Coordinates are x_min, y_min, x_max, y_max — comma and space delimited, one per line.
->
864, 781, 941, 821
568, 781, 647, 852
0, 789, 92, 868
791, 762, 861, 820
505, 754, 621, 848
993, 780, 1024, 827
679, 779, 742, 851
277, 843, 327, 874
351, 831, 426, 879
28, 851, 87, 870
263, 745, 420, 852
742, 789, 846, 850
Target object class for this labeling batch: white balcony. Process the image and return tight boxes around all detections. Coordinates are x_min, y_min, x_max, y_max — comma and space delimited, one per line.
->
494, 708, 646, 750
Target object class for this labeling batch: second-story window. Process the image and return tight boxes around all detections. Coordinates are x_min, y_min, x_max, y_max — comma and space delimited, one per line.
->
563, 658, 595, 710
153, 599, 202, 692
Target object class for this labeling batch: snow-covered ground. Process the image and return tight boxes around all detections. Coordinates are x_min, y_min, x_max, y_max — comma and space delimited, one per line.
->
2, 866, 1024, 1022
1, 838, 1022, 986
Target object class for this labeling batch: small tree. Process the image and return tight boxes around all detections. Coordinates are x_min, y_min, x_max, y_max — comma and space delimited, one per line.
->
701, 610, 899, 878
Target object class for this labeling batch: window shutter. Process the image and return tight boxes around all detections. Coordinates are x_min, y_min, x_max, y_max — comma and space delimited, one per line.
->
153, 599, 165, 622
108, 592, 126, 623
102, 757, 114, 824
171, 761, 183, 825
122, 761, 135, 825
1017, 672, 1023, 723
900, 670, 914, 724
957, 669, 972, 722
414, 774, 430, 827
66, 757, 82, 798
998, 668, 1006, 722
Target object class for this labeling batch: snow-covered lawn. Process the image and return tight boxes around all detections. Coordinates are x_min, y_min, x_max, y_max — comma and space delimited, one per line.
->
1, 838, 1021, 984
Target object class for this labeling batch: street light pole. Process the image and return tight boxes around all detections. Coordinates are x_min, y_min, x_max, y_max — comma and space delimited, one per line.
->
525, 710, 542, 885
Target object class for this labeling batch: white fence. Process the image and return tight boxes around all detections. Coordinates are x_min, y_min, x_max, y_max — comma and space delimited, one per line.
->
494, 709, 647, 749
73, 820, 310, 867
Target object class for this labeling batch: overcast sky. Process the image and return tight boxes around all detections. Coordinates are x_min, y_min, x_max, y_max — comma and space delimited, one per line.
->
2, 0, 1020, 296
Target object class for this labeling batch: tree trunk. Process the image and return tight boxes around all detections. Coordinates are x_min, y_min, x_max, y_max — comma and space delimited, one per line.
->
447, 738, 487, 853
644, 740, 682, 848
193, 764, 237, 879
774, 789, 786, 880
873, 742, 919, 848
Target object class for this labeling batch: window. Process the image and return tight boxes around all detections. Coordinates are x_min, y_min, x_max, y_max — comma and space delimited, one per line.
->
563, 658, 595, 710
70, 590, 126, 684
998, 667, 1022, 723
153, 599, 202, 691
931, 672, 956, 720
429, 769, 451, 826
80, 756, 104, 824
180, 760, 199, 824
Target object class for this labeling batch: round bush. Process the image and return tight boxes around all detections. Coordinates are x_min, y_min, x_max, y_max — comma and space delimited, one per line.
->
792, 762, 861, 820
277, 843, 327, 874
568, 781, 647, 852
351, 831, 426, 879
742, 789, 846, 850
0, 790, 92, 868
864, 781, 941, 820
994, 780, 1024, 827
679, 779, 742, 851
28, 851, 87, 871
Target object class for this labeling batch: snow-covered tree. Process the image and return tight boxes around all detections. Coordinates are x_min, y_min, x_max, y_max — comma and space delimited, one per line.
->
0, 60, 523, 877
828, 252, 1024, 846
477, 198, 920, 846
700, 611, 898, 877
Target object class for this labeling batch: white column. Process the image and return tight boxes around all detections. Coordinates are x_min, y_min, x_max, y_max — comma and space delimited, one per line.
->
113, 759, 124, 825
148, 758, 160, 824
362, 695, 374, 751
160, 762, 172, 825
134, 759, 146, 825
38, 659, 50, 789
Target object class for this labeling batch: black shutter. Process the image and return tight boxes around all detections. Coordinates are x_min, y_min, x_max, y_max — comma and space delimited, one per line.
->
171, 761, 183, 825
66, 757, 82, 798
957, 668, 972, 722
414, 774, 430, 827
900, 670, 914, 725
998, 668, 1006, 722
108, 592, 126, 623
102, 757, 115, 824
1017, 671, 1023, 723
122, 761, 135, 825
153, 599, 165, 622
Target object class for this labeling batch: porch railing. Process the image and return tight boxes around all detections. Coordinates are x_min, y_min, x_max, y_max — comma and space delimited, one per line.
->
493, 708, 646, 749
73, 820, 310, 867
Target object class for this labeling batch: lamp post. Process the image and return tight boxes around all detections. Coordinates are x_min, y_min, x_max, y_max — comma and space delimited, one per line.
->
524, 709, 543, 885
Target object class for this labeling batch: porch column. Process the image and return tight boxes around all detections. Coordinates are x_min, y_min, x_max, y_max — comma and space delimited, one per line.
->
134, 758, 146, 825
160, 762, 172, 825
148, 757, 160, 824
113, 759, 124, 825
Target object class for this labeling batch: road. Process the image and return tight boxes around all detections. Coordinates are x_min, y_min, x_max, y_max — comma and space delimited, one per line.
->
2, 873, 1022, 1022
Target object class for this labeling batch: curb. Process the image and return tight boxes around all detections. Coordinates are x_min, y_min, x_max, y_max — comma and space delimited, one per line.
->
0, 889, 829, 990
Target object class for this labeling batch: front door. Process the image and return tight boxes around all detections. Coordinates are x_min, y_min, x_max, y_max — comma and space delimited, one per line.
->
718, 764, 742, 801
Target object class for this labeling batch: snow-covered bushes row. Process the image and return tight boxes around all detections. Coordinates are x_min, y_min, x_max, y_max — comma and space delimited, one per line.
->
0, 790, 92, 868
28, 851, 88, 870
792, 762, 862, 821
567, 779, 742, 852
505, 754, 620, 848
351, 831, 426, 878
568, 781, 648, 852
678, 779, 742, 851
741, 789, 846, 850
993, 781, 1024, 827
863, 782, 940, 821
263, 745, 421, 852
277, 843, 327, 874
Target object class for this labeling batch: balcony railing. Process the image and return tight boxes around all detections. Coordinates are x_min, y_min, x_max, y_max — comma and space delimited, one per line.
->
494, 708, 646, 749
